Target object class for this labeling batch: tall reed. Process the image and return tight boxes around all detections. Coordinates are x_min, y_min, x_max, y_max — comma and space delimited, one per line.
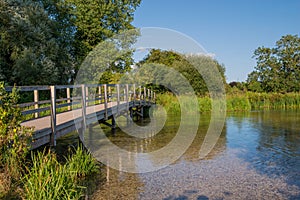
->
66, 144, 99, 178
23, 150, 83, 200
23, 145, 99, 200
156, 92, 300, 113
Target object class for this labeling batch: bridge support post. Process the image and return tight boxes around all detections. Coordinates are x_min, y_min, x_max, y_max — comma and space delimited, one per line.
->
112, 116, 116, 129
50, 86, 56, 146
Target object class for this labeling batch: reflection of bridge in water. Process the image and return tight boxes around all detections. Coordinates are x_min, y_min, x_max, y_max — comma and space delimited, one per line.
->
6, 84, 155, 149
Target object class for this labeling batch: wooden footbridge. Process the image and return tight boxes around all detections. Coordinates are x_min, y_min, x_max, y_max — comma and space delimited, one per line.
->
6, 84, 155, 149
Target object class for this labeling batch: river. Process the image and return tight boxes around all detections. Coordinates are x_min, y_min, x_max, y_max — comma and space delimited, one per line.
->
61, 110, 300, 199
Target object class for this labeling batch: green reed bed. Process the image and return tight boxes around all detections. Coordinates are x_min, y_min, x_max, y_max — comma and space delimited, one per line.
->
23, 145, 99, 200
23, 150, 83, 200
66, 145, 100, 178
247, 92, 300, 110
156, 92, 300, 113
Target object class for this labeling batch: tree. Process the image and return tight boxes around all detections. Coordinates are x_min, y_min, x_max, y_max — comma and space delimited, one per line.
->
0, 0, 74, 85
66, 0, 141, 72
0, 0, 141, 86
138, 49, 226, 95
247, 34, 300, 93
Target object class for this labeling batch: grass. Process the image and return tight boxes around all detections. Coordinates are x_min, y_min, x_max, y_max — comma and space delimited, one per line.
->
156, 92, 300, 113
19, 145, 99, 200
66, 145, 100, 178
23, 150, 83, 200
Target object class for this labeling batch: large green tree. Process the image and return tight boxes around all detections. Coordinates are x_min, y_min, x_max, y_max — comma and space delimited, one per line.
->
0, 0, 74, 85
66, 0, 141, 70
138, 49, 226, 95
247, 34, 300, 93
0, 0, 141, 86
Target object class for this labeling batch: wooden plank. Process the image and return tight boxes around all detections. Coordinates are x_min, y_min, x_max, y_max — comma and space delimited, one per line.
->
6, 85, 50, 92
21, 106, 50, 115
55, 85, 81, 89
19, 100, 51, 108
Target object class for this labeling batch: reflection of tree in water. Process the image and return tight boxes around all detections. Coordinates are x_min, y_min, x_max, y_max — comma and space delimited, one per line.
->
182, 116, 227, 162
236, 111, 300, 187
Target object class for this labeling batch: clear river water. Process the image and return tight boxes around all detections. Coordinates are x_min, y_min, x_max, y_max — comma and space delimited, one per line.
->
60, 110, 300, 200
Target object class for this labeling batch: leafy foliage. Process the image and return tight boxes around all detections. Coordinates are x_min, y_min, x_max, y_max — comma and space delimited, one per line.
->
0, 0, 141, 86
0, 0, 74, 85
138, 49, 226, 95
66, 0, 141, 81
247, 34, 300, 93
0, 82, 32, 197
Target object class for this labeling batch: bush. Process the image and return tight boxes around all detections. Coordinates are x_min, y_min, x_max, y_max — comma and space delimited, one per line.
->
0, 82, 33, 197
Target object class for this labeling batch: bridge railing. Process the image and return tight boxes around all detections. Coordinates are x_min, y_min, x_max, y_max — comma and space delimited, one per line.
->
5, 84, 155, 120
5, 84, 155, 147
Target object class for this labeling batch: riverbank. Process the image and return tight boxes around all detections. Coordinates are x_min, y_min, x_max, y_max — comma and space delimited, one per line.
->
156, 92, 300, 113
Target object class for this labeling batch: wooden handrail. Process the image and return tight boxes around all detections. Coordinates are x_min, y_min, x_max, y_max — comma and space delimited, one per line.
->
5, 84, 156, 147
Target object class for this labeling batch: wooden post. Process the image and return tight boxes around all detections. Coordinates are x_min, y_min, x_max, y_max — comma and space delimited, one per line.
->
108, 86, 111, 102
104, 84, 108, 120
147, 89, 150, 105
98, 86, 102, 104
67, 87, 71, 111
126, 84, 129, 105
34, 90, 39, 118
50, 86, 56, 146
112, 116, 116, 129
80, 84, 87, 141
139, 86, 142, 106
126, 84, 130, 124
133, 84, 136, 106
144, 87, 146, 105
85, 86, 89, 106
139, 86, 142, 99
116, 84, 120, 113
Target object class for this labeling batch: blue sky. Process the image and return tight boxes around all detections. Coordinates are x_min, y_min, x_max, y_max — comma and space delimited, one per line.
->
132, 0, 300, 82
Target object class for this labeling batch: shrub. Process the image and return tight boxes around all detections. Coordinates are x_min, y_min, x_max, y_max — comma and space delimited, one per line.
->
0, 82, 33, 197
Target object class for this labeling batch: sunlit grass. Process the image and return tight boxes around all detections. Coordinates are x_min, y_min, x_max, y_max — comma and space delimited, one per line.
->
156, 92, 300, 113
